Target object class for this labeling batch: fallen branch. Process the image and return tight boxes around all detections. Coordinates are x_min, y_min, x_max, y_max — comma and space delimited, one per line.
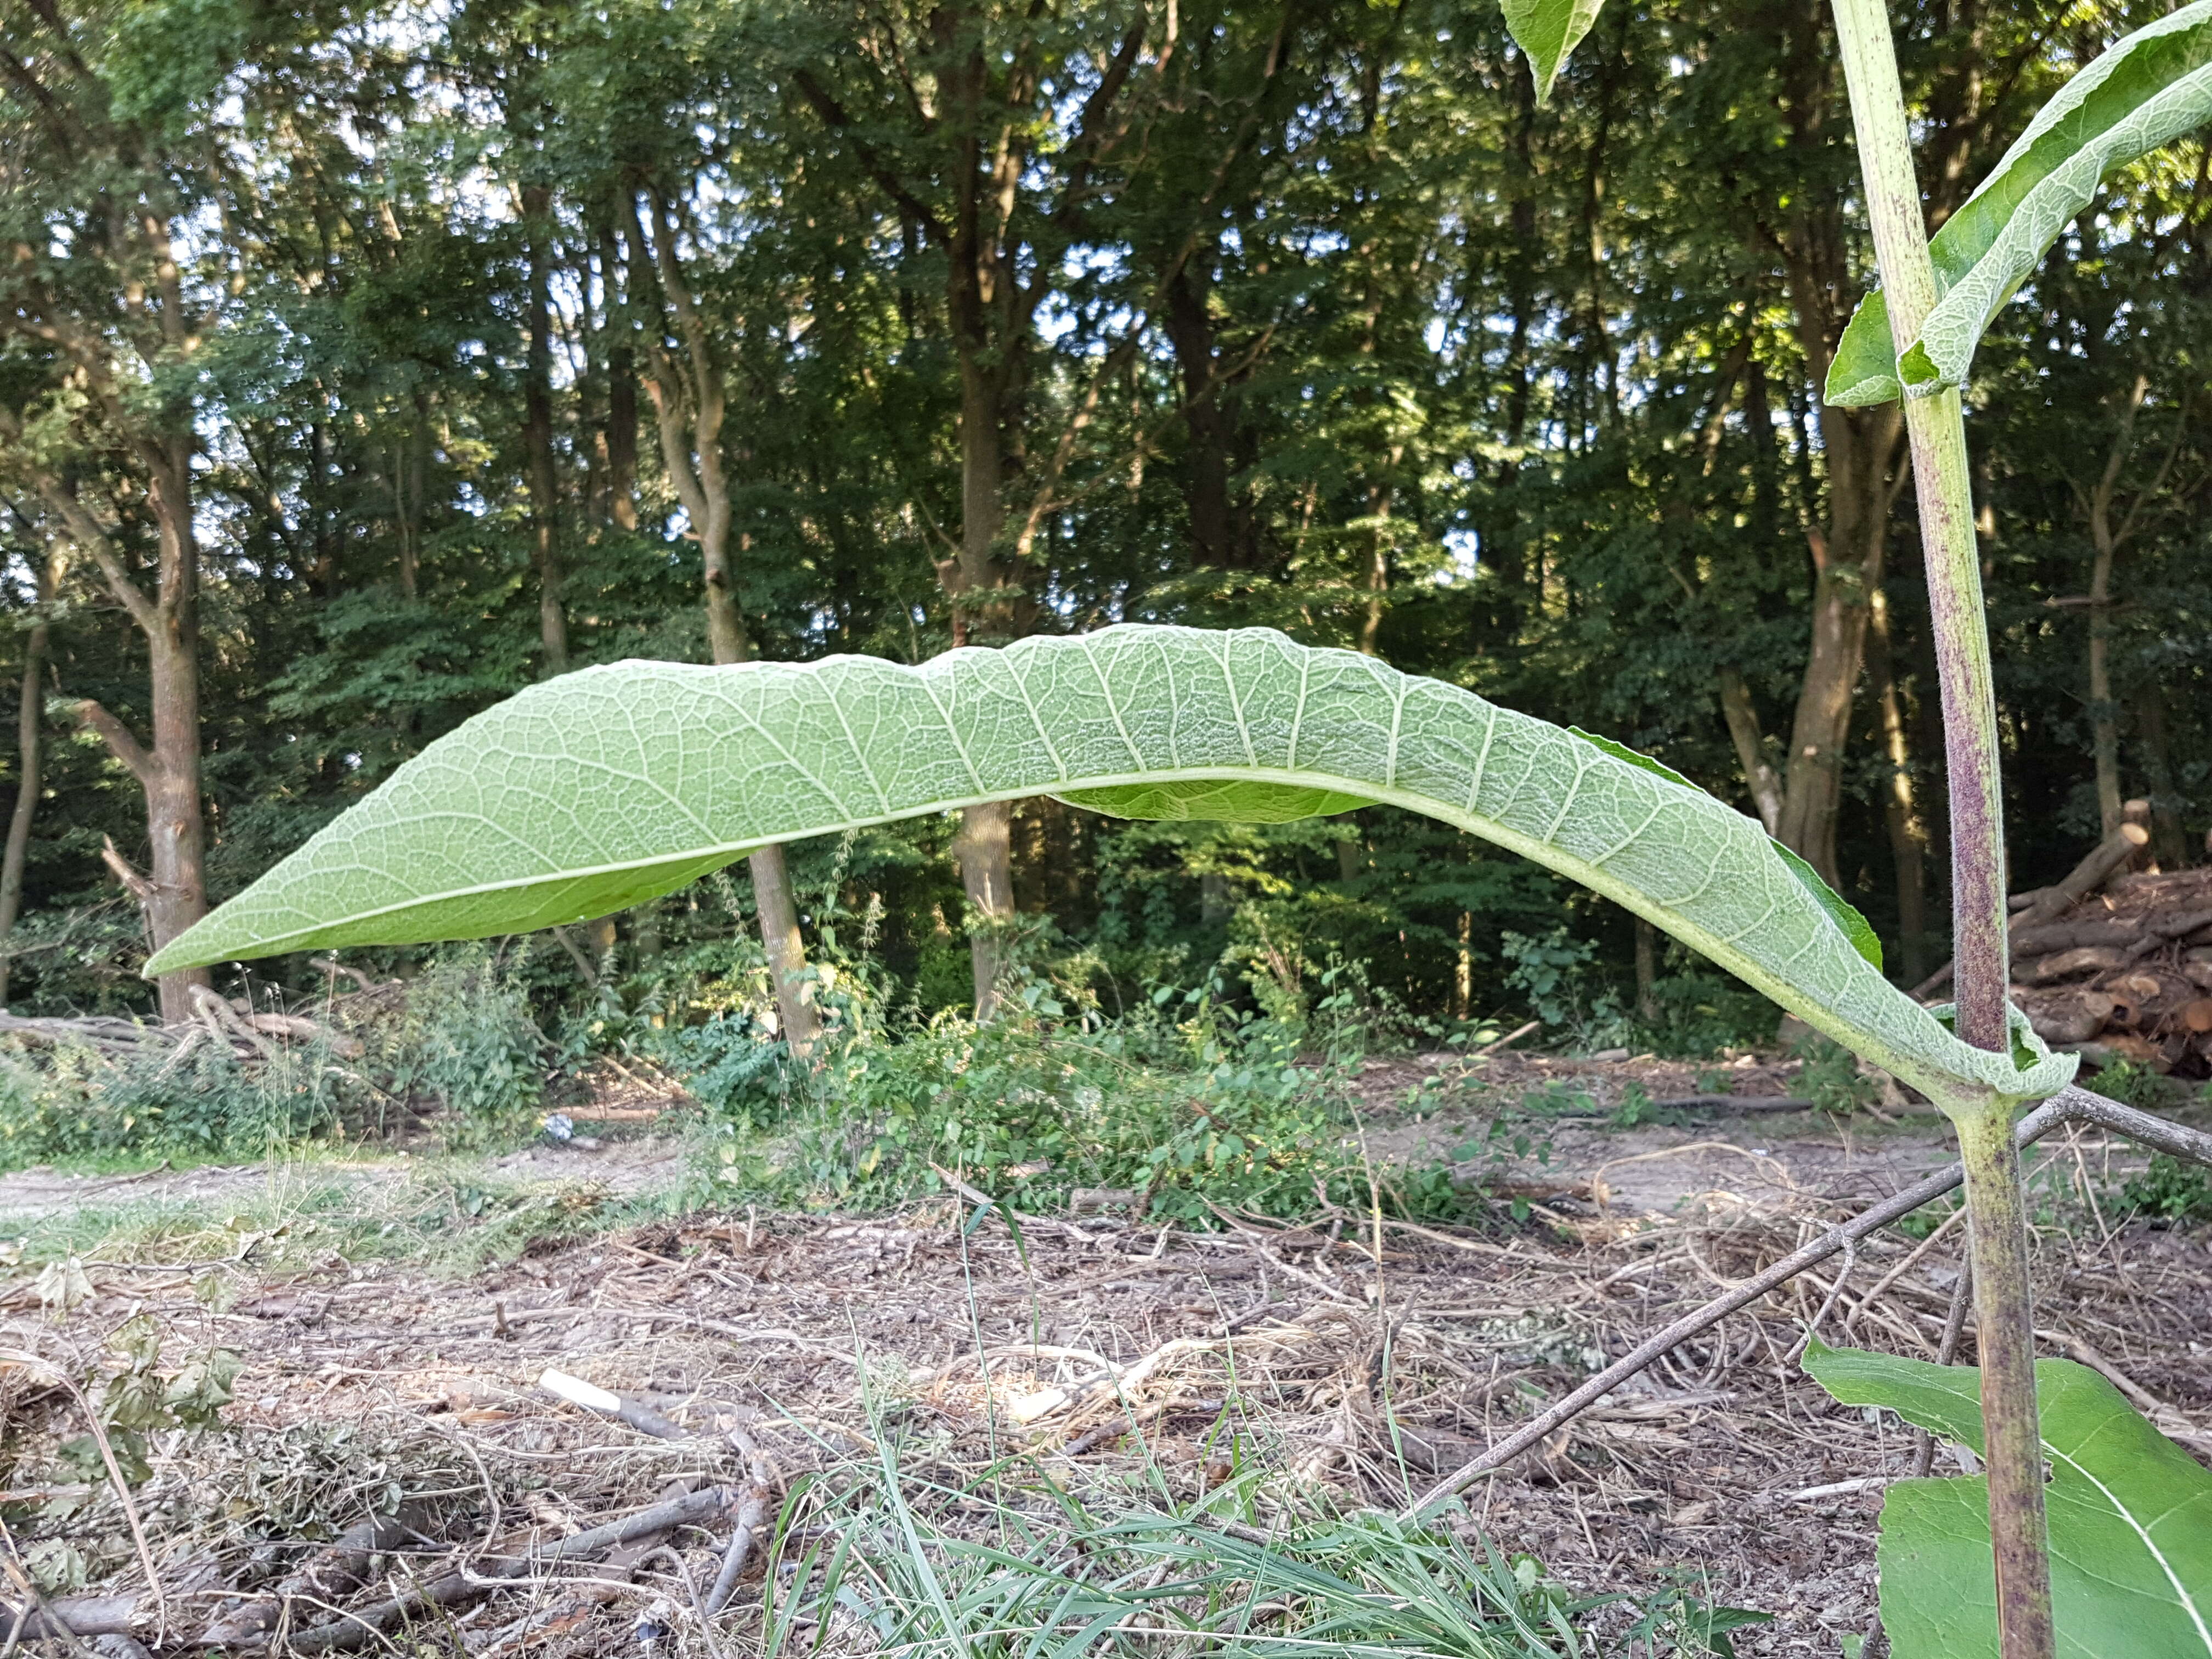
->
701, 1485, 774, 1618
1649, 1094, 1815, 1114
1401, 1082, 2212, 1513
198, 1511, 421, 1646
286, 1485, 738, 1653
1403, 1094, 2076, 1512
2050, 1085, 2212, 1167
540, 1369, 694, 1441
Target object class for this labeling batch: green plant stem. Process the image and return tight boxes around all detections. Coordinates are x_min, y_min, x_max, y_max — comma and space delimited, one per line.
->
1826, 0, 2053, 1654
1952, 1097, 2056, 1655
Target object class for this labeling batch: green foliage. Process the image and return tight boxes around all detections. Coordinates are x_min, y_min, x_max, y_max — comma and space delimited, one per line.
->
1829, 1, 2212, 403
1802, 1341, 2212, 1658
1630, 968, 1780, 1060
2118, 1154, 2212, 1224
56, 1314, 239, 1492
145, 627, 2075, 1113
703, 983, 1471, 1227
0, 1035, 346, 1165
370, 953, 548, 1142
1791, 1036, 1881, 1116
0, 954, 547, 1167
1618, 1581, 1774, 1658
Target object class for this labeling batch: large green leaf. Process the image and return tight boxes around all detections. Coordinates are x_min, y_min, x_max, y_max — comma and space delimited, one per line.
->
1503, 0, 1606, 103
1570, 726, 1882, 969
1827, 1, 2212, 407
1804, 1341, 2212, 1659
145, 627, 2070, 1106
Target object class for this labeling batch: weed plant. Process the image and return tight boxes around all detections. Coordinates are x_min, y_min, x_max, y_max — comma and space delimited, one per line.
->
0, 950, 550, 1169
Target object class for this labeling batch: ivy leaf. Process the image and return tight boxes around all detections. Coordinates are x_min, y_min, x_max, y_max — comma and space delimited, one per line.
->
1803, 1341, 2212, 1659
1827, 1, 2212, 407
145, 625, 2069, 1108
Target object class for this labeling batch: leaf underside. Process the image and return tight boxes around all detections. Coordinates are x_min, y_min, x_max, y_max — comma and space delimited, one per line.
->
147, 626, 2070, 1104
1571, 726, 1881, 969
1804, 1342, 2212, 1659
1828, 1, 2212, 407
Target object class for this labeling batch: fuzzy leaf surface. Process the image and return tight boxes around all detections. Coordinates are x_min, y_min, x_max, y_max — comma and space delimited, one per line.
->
147, 626, 2070, 1104
1827, 0, 2212, 407
1804, 1341, 2212, 1658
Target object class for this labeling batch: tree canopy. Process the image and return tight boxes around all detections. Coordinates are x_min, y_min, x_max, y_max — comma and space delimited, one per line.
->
1, 0, 2205, 1028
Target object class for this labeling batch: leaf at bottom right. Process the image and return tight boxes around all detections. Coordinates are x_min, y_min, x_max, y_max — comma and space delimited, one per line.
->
1803, 1342, 2212, 1659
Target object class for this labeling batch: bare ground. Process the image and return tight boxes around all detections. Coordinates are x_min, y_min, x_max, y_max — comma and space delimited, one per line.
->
2, 1060, 2207, 1657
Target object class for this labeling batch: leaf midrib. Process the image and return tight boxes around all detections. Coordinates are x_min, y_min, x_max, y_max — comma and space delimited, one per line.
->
2049, 1441, 2212, 1654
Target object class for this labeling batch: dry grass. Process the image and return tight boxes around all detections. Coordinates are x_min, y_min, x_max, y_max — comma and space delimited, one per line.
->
2, 1120, 2207, 1657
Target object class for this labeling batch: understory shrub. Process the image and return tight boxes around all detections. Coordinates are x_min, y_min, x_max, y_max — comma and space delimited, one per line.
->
0, 1031, 346, 1164
695, 972, 1484, 1226
0, 951, 549, 1167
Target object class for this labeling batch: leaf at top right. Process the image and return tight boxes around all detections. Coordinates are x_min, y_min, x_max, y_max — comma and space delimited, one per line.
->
1826, 1, 2212, 408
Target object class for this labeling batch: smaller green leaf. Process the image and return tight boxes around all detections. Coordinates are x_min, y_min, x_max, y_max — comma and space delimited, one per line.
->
1053, 779, 1372, 822
1767, 842, 1883, 972
1568, 728, 1881, 969
1503, 0, 1606, 103
1827, 1, 2212, 407
1825, 291, 1900, 409
1803, 1341, 2212, 1659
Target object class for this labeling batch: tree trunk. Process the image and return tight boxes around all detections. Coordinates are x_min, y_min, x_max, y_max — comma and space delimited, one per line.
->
1773, 416, 1898, 888
1454, 910, 1474, 1023
83, 449, 216, 1025
2135, 684, 2187, 868
523, 185, 568, 678
2086, 511, 2122, 839
0, 551, 60, 1007
1634, 915, 1658, 1025
954, 798, 1015, 1019
143, 474, 211, 1025
622, 188, 820, 1053
607, 340, 639, 533
1166, 255, 1255, 571
708, 579, 818, 1059
1717, 668, 1785, 834
2082, 374, 2149, 839
1761, 9, 1906, 888
1869, 588, 1929, 984
949, 339, 1020, 1017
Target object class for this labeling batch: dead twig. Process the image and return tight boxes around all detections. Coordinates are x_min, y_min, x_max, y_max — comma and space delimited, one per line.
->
286, 1486, 738, 1654
1399, 1093, 2079, 1513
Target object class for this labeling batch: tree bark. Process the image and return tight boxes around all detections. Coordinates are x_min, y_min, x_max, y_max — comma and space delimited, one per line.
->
1633, 915, 1659, 1025
522, 184, 569, 676
2134, 685, 2187, 868
2081, 376, 2149, 839
1757, 5, 1906, 886
0, 548, 61, 1007
51, 451, 212, 1022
